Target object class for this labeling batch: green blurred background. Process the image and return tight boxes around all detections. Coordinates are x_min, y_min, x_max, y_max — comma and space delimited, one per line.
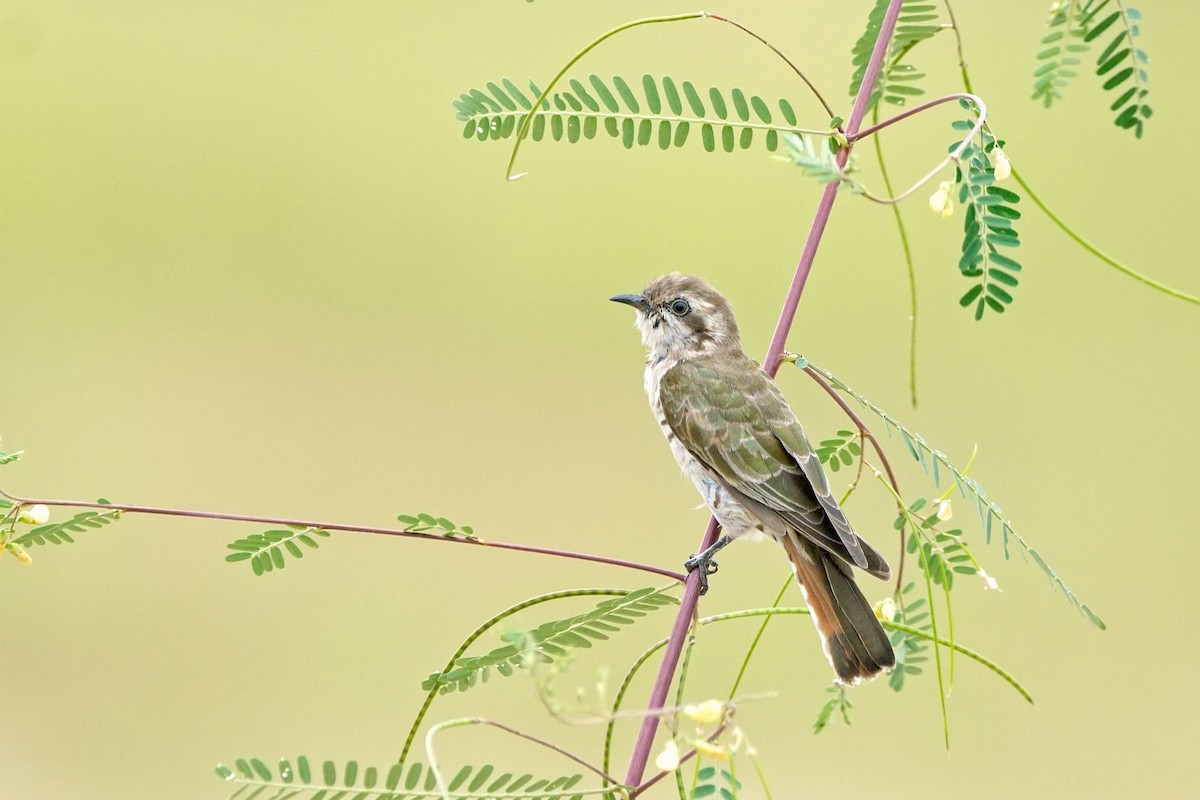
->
3, 2, 1197, 798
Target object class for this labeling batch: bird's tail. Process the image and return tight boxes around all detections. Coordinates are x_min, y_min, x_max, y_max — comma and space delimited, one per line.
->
780, 532, 895, 685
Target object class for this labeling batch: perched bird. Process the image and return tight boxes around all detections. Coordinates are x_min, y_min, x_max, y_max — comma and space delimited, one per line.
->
612, 273, 895, 684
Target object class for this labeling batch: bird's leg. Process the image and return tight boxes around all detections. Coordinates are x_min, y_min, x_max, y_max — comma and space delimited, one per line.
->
684, 534, 732, 595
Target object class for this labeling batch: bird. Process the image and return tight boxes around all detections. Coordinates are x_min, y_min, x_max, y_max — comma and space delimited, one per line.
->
611, 273, 895, 684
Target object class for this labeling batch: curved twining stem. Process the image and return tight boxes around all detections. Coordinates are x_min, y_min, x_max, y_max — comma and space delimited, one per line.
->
870, 103, 920, 408
849, 92, 987, 205
727, 573, 792, 700
0, 486, 685, 584
506, 12, 838, 180
872, 467, 951, 749
425, 718, 625, 800
1011, 167, 1200, 305
939, 0, 1198, 305
399, 588, 636, 765
623, 2, 908, 787
607, 608, 1031, 733
705, 14, 836, 118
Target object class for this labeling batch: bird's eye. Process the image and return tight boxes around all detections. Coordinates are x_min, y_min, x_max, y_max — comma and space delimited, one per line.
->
669, 298, 691, 316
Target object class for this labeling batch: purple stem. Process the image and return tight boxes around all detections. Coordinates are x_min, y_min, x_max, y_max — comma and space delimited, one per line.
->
621, 0, 906, 789
0, 489, 686, 583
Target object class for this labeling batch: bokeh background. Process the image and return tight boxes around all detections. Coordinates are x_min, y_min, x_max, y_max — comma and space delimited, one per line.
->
3, 2, 1197, 798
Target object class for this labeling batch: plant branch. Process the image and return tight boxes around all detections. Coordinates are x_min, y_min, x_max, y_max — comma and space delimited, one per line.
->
941, 0, 974, 94
1011, 167, 1200, 305
506, 12, 838, 180
850, 93, 986, 205
870, 102, 920, 408
425, 717, 624, 800
706, 13, 836, 118
621, 0, 908, 787
0, 486, 685, 583
941, 0, 1198, 305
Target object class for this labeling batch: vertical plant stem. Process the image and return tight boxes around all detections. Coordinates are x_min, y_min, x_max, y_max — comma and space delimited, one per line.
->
870, 103, 920, 408
622, 0, 907, 789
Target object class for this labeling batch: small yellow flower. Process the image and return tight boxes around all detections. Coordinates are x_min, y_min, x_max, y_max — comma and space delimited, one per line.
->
6, 542, 32, 565
992, 148, 1011, 180
683, 699, 725, 725
874, 596, 897, 622
693, 739, 730, 761
654, 739, 680, 772
935, 499, 954, 521
19, 504, 50, 525
928, 181, 953, 219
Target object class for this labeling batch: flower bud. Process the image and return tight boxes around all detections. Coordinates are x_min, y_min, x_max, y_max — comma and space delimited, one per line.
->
874, 596, 897, 622
992, 148, 1011, 180
6, 542, 32, 564
654, 739, 680, 771
979, 568, 1000, 591
18, 504, 49, 525
935, 499, 953, 521
683, 699, 725, 725
928, 181, 954, 219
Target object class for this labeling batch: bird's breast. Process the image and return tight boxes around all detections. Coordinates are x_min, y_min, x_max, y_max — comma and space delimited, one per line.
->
643, 360, 767, 541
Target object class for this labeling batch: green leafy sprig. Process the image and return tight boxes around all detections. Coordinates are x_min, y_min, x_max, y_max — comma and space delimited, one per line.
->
397, 512, 478, 540
454, 75, 822, 154
951, 117, 1023, 319
806, 361, 1106, 630
422, 587, 678, 695
691, 765, 742, 799
780, 132, 859, 188
12, 507, 122, 548
888, 582, 932, 692
1032, 0, 1151, 137
896, 497, 981, 590
849, 0, 942, 111
812, 684, 854, 733
815, 429, 863, 474
224, 526, 330, 575
215, 756, 587, 800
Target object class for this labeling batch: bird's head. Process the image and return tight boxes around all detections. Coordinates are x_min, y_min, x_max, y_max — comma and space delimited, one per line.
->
611, 273, 741, 362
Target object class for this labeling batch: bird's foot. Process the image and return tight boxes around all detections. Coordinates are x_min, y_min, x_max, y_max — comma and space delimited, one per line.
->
683, 551, 720, 596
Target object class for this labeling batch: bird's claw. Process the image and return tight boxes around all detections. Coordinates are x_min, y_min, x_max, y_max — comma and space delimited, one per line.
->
684, 552, 719, 595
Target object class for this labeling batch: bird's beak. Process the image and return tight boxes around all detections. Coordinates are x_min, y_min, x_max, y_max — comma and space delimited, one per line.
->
610, 293, 647, 311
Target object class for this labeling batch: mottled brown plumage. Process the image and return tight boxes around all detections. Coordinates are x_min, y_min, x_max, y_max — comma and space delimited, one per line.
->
613, 273, 895, 684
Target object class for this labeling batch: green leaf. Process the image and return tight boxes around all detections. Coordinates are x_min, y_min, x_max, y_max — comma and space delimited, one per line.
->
13, 509, 122, 549
223, 526, 330, 576
807, 362, 1106, 629
421, 587, 678, 694
849, 0, 941, 113
454, 74, 825, 158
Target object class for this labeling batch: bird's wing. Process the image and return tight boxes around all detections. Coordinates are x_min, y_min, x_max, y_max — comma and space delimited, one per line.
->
660, 357, 888, 577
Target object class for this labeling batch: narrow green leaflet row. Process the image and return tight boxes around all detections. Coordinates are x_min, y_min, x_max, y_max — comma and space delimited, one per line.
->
215, 756, 592, 800
848, 0, 941, 111
690, 765, 742, 799
224, 526, 331, 575
812, 685, 853, 733
815, 429, 862, 474
888, 582, 932, 692
422, 587, 678, 694
454, 75, 818, 154
12, 508, 121, 547
950, 116, 1023, 319
804, 361, 1106, 630
1032, 0, 1151, 137
397, 512, 477, 540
